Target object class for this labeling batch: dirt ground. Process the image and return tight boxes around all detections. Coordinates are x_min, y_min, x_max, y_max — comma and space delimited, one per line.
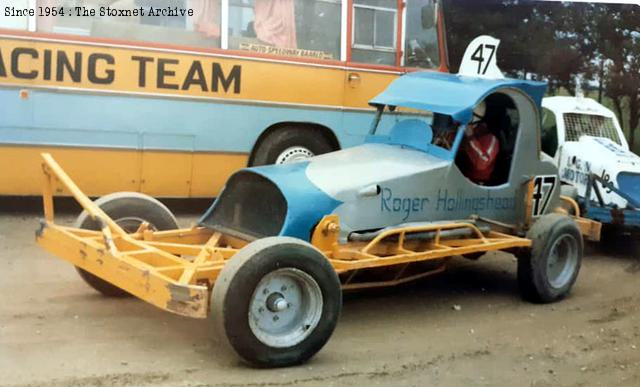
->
1, 200, 639, 387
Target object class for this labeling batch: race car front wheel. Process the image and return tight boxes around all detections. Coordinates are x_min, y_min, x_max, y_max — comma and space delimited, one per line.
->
517, 214, 583, 303
211, 237, 342, 367
74, 192, 179, 297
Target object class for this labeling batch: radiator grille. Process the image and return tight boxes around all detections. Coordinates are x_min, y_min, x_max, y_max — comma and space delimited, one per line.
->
564, 113, 621, 145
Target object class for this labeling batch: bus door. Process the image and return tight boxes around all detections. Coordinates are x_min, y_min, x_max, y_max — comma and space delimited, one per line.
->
343, 0, 442, 138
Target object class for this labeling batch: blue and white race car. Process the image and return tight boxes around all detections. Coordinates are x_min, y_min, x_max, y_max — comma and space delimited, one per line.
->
193, 38, 599, 365
36, 37, 601, 367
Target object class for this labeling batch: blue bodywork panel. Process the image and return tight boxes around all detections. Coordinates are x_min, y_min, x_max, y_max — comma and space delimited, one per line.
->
370, 72, 547, 124
585, 206, 640, 228
582, 172, 640, 228
244, 162, 342, 240
617, 172, 640, 208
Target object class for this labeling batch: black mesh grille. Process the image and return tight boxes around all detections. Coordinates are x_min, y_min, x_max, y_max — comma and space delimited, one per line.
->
200, 171, 287, 240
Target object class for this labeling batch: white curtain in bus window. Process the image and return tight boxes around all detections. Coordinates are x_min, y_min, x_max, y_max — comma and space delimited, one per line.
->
228, 0, 341, 61
0, 0, 30, 30
405, 0, 439, 68
352, 0, 397, 66
36, 0, 222, 49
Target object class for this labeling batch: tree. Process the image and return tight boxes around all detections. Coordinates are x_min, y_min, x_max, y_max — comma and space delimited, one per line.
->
597, 5, 640, 149
443, 0, 640, 150
444, 0, 585, 87
445, 0, 543, 75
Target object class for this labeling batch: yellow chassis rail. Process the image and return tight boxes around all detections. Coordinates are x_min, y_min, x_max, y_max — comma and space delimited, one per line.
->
37, 153, 535, 318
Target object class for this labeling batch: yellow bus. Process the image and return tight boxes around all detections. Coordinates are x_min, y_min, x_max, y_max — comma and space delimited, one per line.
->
0, 0, 448, 197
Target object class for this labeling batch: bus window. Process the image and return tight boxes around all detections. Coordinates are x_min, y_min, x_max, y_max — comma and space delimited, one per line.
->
37, 0, 222, 49
0, 0, 30, 30
228, 0, 341, 61
351, 0, 397, 66
405, 0, 439, 68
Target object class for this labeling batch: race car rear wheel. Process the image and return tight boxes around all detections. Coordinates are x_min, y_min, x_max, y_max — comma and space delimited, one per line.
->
517, 214, 583, 303
74, 192, 179, 297
211, 237, 342, 367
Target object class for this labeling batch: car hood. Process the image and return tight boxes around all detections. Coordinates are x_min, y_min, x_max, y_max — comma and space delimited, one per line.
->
200, 143, 450, 241
304, 143, 450, 202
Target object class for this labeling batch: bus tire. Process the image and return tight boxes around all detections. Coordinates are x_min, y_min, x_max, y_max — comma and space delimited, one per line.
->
251, 126, 336, 166
517, 214, 583, 303
74, 192, 179, 297
211, 237, 342, 367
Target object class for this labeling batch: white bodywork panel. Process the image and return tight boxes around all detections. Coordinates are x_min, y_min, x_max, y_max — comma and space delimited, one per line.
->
559, 137, 640, 207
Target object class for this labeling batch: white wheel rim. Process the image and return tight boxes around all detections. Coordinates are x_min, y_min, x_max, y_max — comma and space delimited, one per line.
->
546, 234, 579, 289
248, 268, 323, 348
275, 146, 315, 164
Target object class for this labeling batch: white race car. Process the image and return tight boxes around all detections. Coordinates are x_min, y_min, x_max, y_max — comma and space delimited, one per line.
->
541, 94, 640, 228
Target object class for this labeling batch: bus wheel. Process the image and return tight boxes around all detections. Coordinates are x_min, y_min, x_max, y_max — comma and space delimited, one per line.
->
74, 192, 179, 297
211, 237, 342, 367
517, 214, 582, 303
251, 126, 336, 166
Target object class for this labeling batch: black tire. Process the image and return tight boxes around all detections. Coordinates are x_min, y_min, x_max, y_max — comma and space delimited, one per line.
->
597, 224, 638, 255
462, 252, 484, 260
212, 237, 342, 367
251, 126, 336, 166
517, 214, 583, 303
74, 192, 179, 297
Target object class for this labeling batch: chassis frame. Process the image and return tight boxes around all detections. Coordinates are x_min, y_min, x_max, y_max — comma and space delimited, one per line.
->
34, 153, 575, 319
582, 173, 640, 228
